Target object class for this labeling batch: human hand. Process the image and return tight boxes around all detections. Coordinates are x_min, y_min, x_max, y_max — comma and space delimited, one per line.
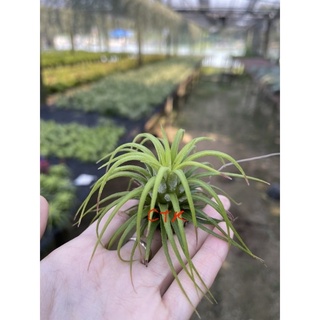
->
40, 196, 232, 320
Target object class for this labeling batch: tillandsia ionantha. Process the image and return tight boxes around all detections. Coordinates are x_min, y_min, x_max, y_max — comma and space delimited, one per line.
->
75, 127, 267, 317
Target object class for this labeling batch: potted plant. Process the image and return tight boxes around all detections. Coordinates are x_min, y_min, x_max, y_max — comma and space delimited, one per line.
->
40, 163, 76, 257
76, 128, 266, 317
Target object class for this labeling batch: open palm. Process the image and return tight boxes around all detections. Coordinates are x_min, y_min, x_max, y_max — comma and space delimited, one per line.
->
40, 196, 231, 320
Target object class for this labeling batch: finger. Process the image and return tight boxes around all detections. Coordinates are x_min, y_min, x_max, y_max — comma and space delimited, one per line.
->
163, 220, 232, 320
213, 195, 231, 214
81, 199, 139, 247
40, 195, 49, 239
146, 196, 230, 289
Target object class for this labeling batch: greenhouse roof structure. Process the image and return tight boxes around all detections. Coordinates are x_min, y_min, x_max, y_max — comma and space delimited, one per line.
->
168, 0, 280, 31
41, 0, 280, 33
41, 0, 280, 59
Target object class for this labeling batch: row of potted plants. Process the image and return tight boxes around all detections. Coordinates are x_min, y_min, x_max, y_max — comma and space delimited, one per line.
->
42, 53, 167, 95
40, 119, 125, 163
41, 50, 131, 69
55, 56, 202, 120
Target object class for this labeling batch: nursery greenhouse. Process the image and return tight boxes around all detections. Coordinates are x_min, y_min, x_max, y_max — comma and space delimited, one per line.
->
40, 0, 280, 319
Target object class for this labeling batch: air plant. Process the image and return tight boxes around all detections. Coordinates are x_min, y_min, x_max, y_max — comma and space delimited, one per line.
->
76, 128, 267, 317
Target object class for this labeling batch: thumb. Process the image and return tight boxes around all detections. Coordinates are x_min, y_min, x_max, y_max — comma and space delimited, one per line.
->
40, 196, 49, 239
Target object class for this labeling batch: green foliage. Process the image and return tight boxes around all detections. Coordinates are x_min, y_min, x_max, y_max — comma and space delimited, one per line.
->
47, 163, 71, 177
41, 51, 131, 69
56, 57, 201, 119
40, 119, 125, 162
41, 164, 76, 229
42, 53, 167, 94
76, 128, 266, 316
